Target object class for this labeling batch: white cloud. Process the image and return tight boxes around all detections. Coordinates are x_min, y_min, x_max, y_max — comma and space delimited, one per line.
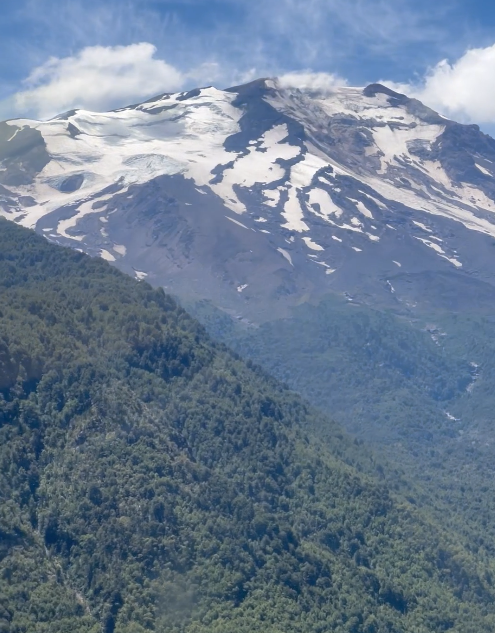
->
4, 39, 350, 120
277, 71, 347, 93
384, 44, 495, 125
13, 43, 185, 119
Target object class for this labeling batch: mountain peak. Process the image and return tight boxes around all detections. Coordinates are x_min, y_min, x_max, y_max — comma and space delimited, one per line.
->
2, 77, 495, 318
363, 82, 406, 99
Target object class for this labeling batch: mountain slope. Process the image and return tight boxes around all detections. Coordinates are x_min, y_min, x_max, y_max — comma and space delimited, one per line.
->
190, 294, 495, 559
4, 78, 495, 555
3, 79, 495, 319
2, 219, 495, 633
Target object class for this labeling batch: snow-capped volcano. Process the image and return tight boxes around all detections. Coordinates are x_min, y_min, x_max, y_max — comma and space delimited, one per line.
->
2, 78, 495, 317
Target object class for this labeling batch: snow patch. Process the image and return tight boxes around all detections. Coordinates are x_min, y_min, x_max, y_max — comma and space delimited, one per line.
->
442, 256, 463, 268
263, 189, 281, 207
214, 123, 299, 214
413, 220, 432, 232
308, 188, 343, 219
476, 163, 492, 176
113, 244, 126, 256
414, 236, 462, 267
282, 188, 309, 232
100, 249, 116, 262
277, 247, 294, 266
372, 122, 445, 175
6, 127, 22, 143
302, 236, 324, 251
349, 198, 373, 218
57, 193, 115, 240
291, 152, 329, 188
445, 411, 460, 422
226, 216, 249, 230
312, 260, 332, 268
414, 236, 445, 254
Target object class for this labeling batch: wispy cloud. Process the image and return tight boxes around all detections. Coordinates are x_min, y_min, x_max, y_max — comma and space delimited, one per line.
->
225, 0, 463, 79
0, 0, 470, 96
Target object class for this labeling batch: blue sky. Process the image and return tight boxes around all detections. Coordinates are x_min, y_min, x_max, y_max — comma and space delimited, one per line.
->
2, 0, 495, 132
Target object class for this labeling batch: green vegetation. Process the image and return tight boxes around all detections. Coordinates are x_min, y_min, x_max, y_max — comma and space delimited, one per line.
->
2, 219, 495, 633
190, 295, 495, 557
190, 296, 472, 445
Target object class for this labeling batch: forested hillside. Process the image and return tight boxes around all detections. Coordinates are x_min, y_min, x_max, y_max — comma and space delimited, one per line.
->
2, 219, 495, 633
190, 294, 495, 557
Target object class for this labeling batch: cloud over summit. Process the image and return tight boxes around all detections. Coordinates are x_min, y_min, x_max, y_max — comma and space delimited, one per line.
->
277, 71, 347, 92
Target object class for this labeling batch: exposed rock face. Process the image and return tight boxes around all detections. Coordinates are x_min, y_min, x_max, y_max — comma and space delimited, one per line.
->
2, 79, 495, 318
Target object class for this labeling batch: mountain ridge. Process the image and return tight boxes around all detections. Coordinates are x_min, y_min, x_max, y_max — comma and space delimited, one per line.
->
2, 218, 495, 633
3, 77, 495, 322
4, 77, 495, 553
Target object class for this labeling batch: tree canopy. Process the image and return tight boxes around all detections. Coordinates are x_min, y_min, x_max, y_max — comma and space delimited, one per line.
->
1, 219, 495, 633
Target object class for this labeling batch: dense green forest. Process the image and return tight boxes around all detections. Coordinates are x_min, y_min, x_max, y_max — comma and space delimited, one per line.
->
190, 296, 473, 445
3, 219, 495, 633
189, 294, 495, 557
